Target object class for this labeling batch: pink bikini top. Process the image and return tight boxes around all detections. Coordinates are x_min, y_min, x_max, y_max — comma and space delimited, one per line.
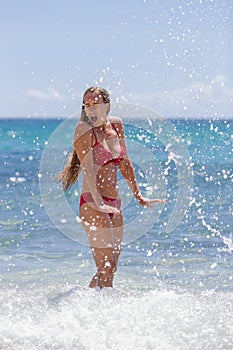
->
92, 122, 126, 167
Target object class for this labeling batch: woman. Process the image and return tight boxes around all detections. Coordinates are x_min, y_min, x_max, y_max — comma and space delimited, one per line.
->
57, 87, 167, 289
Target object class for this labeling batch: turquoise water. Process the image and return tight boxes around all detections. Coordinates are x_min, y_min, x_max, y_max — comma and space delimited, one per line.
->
0, 117, 232, 349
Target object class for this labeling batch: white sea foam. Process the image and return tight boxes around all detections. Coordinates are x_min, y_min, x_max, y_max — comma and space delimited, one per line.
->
0, 285, 232, 350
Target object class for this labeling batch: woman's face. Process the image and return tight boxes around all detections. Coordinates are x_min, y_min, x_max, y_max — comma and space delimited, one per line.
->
83, 91, 109, 127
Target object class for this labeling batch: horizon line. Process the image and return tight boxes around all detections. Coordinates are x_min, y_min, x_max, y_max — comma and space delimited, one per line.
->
0, 115, 233, 121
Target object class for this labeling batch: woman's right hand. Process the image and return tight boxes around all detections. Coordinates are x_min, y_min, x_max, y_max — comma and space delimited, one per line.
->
98, 203, 121, 217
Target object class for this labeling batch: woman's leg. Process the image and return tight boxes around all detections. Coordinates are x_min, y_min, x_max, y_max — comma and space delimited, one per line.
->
90, 213, 124, 288
80, 204, 123, 288
109, 211, 124, 269
89, 247, 117, 288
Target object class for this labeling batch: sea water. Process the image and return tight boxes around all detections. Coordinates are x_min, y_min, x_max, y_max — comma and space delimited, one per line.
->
0, 117, 233, 349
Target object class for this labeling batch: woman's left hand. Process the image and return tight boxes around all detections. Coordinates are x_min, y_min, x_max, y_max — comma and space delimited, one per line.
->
137, 196, 168, 208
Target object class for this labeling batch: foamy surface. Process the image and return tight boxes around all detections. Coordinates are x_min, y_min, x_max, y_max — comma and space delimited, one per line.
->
0, 282, 232, 350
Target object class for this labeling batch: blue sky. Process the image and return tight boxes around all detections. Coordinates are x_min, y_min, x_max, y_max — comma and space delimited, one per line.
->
1, 0, 232, 118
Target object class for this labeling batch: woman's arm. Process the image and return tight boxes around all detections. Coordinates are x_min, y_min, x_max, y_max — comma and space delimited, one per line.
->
119, 158, 167, 207
73, 122, 104, 207
118, 158, 142, 201
115, 118, 167, 207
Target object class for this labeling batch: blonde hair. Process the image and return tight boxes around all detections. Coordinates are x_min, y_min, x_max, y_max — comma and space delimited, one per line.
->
56, 86, 110, 190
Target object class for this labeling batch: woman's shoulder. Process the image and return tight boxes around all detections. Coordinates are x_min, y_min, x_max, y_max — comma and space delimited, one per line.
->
109, 116, 124, 129
74, 121, 93, 145
74, 121, 92, 136
109, 116, 125, 136
109, 116, 123, 124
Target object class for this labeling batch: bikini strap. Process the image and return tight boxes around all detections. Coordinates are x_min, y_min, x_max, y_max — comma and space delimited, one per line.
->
92, 128, 98, 146
111, 121, 120, 137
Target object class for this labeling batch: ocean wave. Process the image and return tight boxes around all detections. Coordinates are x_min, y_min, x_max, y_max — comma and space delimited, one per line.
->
0, 285, 232, 350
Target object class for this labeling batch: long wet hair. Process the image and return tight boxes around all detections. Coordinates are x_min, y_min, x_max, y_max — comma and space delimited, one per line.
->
56, 86, 110, 190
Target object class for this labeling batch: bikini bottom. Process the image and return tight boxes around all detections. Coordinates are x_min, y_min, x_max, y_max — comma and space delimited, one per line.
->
80, 192, 121, 220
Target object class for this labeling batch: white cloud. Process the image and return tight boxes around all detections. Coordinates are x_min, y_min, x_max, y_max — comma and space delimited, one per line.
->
126, 75, 233, 117
26, 88, 65, 102
163, 74, 233, 107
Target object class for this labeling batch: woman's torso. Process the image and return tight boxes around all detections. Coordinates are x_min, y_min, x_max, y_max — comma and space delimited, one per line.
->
81, 118, 125, 199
